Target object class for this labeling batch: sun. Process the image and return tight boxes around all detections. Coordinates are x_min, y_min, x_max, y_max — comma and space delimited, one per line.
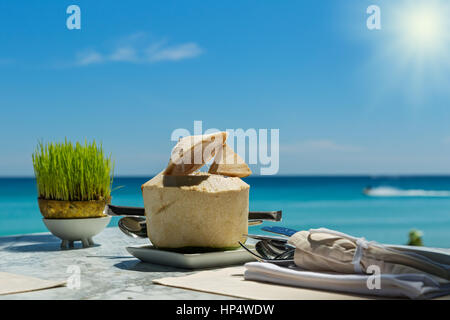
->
392, 1, 448, 57
363, 0, 450, 104
408, 9, 442, 45
399, 5, 445, 54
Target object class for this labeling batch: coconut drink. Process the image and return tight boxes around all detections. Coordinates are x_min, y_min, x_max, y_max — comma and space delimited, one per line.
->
141, 132, 252, 249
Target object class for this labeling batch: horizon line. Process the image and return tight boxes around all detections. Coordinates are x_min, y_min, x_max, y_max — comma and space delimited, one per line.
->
2, 173, 450, 179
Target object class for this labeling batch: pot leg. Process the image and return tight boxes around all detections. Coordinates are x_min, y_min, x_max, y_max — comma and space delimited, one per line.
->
61, 240, 68, 249
88, 237, 94, 246
81, 238, 90, 248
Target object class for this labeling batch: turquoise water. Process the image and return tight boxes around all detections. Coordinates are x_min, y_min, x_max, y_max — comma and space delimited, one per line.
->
1, 176, 450, 247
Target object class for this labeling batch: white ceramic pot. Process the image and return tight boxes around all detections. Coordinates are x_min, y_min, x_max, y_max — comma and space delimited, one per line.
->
43, 216, 111, 249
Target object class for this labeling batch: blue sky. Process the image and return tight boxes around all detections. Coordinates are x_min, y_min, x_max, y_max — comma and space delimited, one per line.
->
1, 0, 450, 176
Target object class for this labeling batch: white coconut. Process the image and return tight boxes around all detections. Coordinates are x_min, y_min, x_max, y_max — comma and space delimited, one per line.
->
142, 172, 249, 248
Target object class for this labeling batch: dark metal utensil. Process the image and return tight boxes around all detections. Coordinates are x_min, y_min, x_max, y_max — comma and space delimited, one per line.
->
248, 210, 282, 221
239, 240, 295, 266
105, 205, 145, 216
112, 204, 283, 239
244, 234, 289, 243
106, 205, 282, 222
118, 216, 147, 238
118, 218, 268, 239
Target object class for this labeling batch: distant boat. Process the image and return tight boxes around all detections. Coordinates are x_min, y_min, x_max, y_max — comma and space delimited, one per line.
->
362, 186, 372, 195
363, 186, 450, 197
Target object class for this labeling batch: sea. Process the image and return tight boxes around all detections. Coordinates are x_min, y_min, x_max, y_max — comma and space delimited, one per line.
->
1, 176, 450, 247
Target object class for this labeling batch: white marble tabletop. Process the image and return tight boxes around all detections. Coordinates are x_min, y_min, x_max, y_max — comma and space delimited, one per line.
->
0, 227, 236, 300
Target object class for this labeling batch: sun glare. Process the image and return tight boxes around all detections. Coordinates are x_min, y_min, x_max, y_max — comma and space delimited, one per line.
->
392, 1, 449, 57
400, 6, 445, 53
363, 0, 450, 104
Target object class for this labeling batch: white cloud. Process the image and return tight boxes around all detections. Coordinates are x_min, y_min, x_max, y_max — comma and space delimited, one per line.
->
109, 47, 137, 62
74, 34, 203, 67
76, 51, 104, 66
147, 43, 203, 62
281, 139, 362, 153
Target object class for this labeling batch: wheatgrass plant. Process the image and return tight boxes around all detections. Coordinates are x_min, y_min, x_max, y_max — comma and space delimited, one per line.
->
32, 139, 114, 201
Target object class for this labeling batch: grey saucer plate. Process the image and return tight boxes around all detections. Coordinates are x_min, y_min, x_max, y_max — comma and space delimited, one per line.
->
126, 244, 257, 269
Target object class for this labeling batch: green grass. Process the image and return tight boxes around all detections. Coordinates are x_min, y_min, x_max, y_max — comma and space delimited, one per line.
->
32, 139, 114, 201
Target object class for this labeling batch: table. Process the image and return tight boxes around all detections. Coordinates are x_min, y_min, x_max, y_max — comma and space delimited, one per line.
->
0, 227, 235, 299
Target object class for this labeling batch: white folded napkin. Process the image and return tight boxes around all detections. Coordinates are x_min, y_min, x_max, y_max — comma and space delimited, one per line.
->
0, 272, 66, 296
244, 262, 450, 299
